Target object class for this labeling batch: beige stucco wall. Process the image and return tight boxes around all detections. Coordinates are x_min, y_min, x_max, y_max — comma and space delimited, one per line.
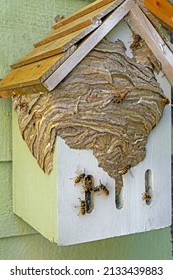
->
0, 0, 172, 260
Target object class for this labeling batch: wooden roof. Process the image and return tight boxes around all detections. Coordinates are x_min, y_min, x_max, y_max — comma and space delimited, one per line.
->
0, 0, 173, 98
144, 0, 173, 31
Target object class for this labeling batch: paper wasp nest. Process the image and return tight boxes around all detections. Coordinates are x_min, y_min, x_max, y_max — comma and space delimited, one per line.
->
13, 38, 169, 204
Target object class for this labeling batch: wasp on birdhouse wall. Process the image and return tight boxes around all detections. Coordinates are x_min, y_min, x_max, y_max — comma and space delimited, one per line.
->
73, 171, 86, 185
94, 180, 109, 196
73, 171, 109, 216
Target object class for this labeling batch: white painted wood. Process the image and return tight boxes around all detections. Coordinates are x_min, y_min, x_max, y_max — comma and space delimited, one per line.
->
56, 21, 171, 245
127, 4, 173, 86
56, 82, 171, 245
43, 0, 135, 91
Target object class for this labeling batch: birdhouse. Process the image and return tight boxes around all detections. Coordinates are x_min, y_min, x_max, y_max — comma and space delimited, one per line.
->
0, 0, 172, 245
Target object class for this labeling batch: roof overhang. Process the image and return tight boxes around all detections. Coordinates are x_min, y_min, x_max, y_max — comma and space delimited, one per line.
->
0, 0, 173, 98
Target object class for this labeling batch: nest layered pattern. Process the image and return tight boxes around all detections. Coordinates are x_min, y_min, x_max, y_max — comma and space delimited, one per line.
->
13, 39, 168, 198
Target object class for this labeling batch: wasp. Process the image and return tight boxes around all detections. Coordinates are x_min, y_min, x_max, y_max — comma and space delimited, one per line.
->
75, 198, 86, 216
73, 172, 94, 215
113, 92, 127, 104
94, 181, 109, 196
118, 164, 131, 175
73, 171, 86, 185
100, 183, 109, 196
161, 97, 170, 105
83, 175, 94, 213
84, 175, 94, 191
85, 188, 93, 213
130, 34, 142, 50
142, 192, 151, 201
34, 112, 43, 119
19, 102, 28, 111
93, 186, 100, 193
54, 14, 65, 23
119, 92, 127, 103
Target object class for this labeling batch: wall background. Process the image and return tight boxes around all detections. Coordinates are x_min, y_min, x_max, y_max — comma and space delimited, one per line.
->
0, 0, 172, 260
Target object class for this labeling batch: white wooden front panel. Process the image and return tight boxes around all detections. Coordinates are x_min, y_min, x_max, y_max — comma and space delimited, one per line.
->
56, 20, 171, 245
57, 95, 171, 246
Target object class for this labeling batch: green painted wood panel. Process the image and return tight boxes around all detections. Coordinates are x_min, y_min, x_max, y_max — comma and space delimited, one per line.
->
13, 111, 57, 243
0, 161, 37, 238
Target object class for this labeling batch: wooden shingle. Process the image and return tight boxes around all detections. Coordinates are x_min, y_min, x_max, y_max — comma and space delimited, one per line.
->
0, 47, 76, 97
0, 0, 173, 98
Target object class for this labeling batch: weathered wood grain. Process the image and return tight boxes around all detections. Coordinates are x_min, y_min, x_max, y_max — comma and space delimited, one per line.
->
13, 39, 169, 205
44, 0, 135, 91
53, 0, 124, 29
12, 24, 100, 69
136, 0, 173, 54
34, 2, 115, 48
0, 54, 64, 90
35, 19, 95, 48
0, 46, 77, 97
1, 84, 49, 97
144, 0, 173, 30
13, 0, 126, 69
0, 91, 12, 98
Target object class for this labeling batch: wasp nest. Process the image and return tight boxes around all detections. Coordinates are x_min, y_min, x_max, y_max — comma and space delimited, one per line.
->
13, 38, 169, 205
